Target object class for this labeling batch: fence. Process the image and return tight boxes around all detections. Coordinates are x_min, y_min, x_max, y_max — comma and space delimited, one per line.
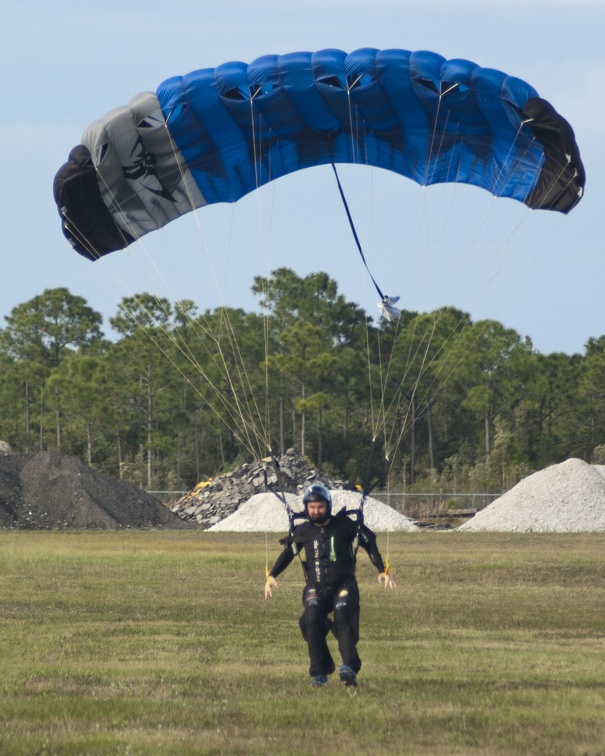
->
148, 490, 501, 517
147, 491, 188, 505
372, 492, 501, 519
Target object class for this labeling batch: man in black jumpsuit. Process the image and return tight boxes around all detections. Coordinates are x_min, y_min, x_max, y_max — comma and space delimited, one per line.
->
265, 484, 395, 687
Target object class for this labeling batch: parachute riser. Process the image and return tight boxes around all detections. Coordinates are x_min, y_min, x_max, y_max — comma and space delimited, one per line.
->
263, 456, 305, 561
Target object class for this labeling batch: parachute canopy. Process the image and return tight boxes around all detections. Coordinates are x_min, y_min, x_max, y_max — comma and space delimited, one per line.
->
54, 48, 585, 261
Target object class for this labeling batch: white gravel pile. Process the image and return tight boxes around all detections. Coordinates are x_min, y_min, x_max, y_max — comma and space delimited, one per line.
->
208, 490, 419, 532
458, 458, 605, 532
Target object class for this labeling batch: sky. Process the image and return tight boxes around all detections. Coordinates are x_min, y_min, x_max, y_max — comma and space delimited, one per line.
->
2, 0, 603, 356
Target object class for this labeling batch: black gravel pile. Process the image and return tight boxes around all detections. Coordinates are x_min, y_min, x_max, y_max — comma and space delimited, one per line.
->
0, 448, 192, 530
171, 448, 353, 528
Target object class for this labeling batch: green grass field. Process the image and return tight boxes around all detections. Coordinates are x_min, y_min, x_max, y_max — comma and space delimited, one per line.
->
0, 530, 604, 755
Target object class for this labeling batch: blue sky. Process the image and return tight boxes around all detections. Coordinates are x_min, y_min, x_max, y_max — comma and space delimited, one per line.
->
2, 0, 603, 355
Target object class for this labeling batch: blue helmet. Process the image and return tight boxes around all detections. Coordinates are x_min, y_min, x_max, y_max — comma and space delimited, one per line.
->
303, 484, 332, 522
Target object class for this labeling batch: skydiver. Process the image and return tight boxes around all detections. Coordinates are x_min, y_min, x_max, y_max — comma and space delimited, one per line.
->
264, 484, 395, 687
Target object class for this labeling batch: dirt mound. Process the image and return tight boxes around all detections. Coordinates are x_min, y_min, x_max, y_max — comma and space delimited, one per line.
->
0, 449, 192, 530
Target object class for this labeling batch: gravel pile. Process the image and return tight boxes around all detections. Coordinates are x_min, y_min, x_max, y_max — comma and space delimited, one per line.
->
208, 489, 419, 532
458, 458, 605, 532
171, 448, 352, 528
0, 448, 192, 530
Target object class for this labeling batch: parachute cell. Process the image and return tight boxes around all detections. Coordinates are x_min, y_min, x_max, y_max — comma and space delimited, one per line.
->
53, 48, 585, 261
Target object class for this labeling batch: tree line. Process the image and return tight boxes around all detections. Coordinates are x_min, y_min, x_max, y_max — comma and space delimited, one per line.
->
1, 268, 604, 495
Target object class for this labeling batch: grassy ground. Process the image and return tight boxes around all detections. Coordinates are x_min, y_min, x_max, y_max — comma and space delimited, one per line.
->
0, 530, 603, 755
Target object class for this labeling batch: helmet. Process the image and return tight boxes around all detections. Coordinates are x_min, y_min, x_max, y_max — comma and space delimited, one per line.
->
302, 484, 332, 522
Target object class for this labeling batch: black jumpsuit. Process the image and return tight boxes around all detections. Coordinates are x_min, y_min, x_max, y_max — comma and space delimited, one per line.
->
269, 510, 386, 678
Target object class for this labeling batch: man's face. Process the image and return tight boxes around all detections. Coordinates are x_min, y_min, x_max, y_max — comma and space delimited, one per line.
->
307, 499, 328, 522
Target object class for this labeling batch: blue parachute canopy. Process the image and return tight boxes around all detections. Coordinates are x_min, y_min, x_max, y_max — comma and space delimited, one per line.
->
54, 48, 585, 261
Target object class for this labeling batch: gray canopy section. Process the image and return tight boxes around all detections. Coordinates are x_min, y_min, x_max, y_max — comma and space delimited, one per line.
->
54, 92, 205, 260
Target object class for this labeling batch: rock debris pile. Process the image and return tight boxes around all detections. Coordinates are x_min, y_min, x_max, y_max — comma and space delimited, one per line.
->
0, 448, 191, 530
171, 449, 353, 528
209, 489, 419, 532
458, 458, 605, 532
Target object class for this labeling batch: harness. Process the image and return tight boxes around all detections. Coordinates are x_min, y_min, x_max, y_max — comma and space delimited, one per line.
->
263, 453, 391, 579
